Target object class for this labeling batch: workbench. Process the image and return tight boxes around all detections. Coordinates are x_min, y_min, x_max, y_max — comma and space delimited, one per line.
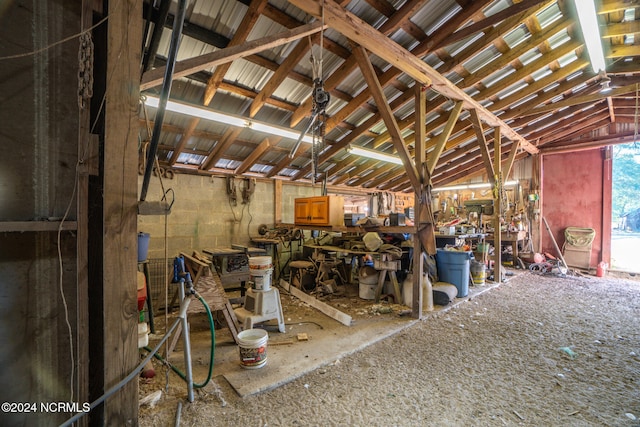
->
486, 230, 527, 260
434, 232, 486, 248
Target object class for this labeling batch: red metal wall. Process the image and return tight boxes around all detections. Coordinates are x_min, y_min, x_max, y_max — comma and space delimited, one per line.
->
541, 148, 611, 268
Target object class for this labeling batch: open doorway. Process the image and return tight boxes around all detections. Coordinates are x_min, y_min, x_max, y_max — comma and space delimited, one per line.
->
611, 142, 640, 273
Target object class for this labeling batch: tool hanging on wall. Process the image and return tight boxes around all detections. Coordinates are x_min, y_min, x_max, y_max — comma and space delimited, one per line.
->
226, 176, 237, 206
242, 178, 255, 204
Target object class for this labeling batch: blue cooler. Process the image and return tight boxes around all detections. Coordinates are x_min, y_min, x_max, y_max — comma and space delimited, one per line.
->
435, 249, 472, 297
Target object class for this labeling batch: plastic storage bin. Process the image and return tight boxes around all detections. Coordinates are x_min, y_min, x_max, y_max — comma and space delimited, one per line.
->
435, 249, 472, 297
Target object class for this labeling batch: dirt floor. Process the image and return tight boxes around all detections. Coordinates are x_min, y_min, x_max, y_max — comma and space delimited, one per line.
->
139, 270, 640, 426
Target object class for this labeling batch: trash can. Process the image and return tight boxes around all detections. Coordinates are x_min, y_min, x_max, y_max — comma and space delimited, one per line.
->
435, 249, 472, 297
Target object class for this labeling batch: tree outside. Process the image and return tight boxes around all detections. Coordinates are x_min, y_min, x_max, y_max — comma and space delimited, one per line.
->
611, 142, 640, 272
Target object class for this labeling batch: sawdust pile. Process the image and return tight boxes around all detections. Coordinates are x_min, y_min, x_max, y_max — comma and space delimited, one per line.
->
140, 271, 640, 426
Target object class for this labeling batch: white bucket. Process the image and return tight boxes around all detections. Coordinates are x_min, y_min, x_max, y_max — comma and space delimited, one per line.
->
137, 322, 149, 348
249, 256, 273, 291
238, 328, 269, 369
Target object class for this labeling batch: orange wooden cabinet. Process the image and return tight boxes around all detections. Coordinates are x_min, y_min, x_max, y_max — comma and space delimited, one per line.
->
294, 196, 344, 226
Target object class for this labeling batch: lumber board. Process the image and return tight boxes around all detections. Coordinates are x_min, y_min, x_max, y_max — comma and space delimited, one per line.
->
102, 0, 142, 423
280, 279, 353, 326
141, 22, 326, 90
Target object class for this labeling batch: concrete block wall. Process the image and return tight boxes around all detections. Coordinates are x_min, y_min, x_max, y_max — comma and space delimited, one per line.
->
281, 183, 322, 223
138, 174, 275, 259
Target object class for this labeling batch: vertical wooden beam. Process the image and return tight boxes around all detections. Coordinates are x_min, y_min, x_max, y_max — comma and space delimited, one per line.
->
103, 0, 141, 423
601, 146, 612, 265
493, 128, 502, 282
413, 83, 426, 319
274, 179, 283, 224
607, 97, 615, 122
76, 0, 94, 418
532, 153, 542, 252
414, 84, 427, 171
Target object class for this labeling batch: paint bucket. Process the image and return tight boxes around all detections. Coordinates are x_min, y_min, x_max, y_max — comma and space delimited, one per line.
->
238, 328, 269, 369
137, 232, 150, 262
249, 256, 273, 291
470, 260, 486, 286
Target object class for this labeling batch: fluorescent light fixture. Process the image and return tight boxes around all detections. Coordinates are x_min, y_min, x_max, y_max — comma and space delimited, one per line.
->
346, 145, 403, 165
467, 182, 491, 189
433, 180, 518, 192
143, 95, 313, 144
574, 0, 606, 73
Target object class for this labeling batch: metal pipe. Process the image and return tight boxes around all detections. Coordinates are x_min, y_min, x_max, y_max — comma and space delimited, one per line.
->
143, 0, 172, 73
175, 401, 182, 427
140, 0, 187, 201
59, 317, 182, 427
178, 281, 195, 402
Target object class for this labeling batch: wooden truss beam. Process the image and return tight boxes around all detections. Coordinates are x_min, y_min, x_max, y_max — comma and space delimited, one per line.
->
469, 109, 495, 184
352, 44, 421, 191
141, 22, 325, 90
287, 0, 537, 154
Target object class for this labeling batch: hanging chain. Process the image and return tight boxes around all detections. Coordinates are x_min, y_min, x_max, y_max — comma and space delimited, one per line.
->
311, 107, 327, 184
77, 32, 94, 110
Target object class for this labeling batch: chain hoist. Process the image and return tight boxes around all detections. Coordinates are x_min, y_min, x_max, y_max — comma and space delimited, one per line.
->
77, 33, 94, 110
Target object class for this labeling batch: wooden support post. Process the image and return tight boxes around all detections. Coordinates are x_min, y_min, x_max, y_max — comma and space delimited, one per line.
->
411, 83, 433, 318
413, 83, 426, 319
76, 0, 94, 418
274, 179, 283, 224
103, 0, 142, 423
493, 128, 503, 282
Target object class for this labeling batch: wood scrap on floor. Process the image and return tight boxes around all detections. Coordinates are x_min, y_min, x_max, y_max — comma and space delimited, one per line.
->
280, 278, 353, 327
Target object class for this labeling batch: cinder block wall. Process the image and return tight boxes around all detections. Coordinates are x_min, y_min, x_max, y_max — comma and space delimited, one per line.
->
138, 174, 321, 259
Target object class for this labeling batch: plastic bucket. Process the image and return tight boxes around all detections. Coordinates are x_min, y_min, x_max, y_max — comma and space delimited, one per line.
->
470, 260, 486, 286
137, 232, 150, 262
249, 256, 273, 291
238, 328, 269, 369
435, 249, 472, 297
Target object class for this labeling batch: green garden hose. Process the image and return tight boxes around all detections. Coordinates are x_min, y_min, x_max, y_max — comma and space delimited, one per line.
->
145, 294, 215, 388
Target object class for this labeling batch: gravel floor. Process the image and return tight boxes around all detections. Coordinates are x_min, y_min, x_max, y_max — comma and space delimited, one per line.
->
140, 271, 640, 426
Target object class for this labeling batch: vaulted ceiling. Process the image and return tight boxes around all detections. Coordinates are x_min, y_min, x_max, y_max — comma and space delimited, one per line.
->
140, 0, 640, 192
